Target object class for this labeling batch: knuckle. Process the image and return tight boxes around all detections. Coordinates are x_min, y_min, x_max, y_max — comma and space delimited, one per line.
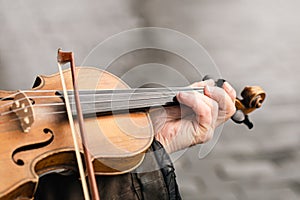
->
231, 89, 237, 99
200, 107, 212, 119
199, 112, 212, 127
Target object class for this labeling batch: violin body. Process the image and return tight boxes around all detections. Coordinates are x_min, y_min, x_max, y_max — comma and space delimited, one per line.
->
0, 67, 153, 200
0, 65, 266, 200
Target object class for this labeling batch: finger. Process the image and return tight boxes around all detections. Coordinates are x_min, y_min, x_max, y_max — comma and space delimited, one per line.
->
204, 86, 236, 118
177, 91, 218, 145
177, 91, 218, 127
223, 82, 236, 102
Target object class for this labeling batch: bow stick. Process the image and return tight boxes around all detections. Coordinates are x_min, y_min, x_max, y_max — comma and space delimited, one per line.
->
57, 49, 100, 200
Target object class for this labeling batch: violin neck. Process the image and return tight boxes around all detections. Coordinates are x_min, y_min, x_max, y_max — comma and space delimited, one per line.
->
65, 87, 204, 116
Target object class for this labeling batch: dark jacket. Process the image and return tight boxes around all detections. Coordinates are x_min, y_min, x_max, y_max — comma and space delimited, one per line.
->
35, 140, 182, 200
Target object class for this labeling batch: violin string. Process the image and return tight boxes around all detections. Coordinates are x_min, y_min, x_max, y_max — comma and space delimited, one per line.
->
0, 92, 204, 124
0, 88, 204, 122
0, 89, 202, 117
0, 111, 66, 126
18, 87, 204, 93
0, 97, 178, 126
0, 97, 177, 126
0, 92, 196, 126
0, 102, 64, 116
0, 94, 174, 118
0, 89, 203, 107
0, 91, 24, 108
0, 88, 204, 108
0, 87, 204, 98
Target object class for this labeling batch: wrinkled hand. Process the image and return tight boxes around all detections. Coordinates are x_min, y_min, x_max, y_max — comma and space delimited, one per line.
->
149, 80, 236, 153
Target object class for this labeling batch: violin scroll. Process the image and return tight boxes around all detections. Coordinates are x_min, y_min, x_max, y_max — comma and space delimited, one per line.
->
232, 86, 266, 129
236, 86, 265, 114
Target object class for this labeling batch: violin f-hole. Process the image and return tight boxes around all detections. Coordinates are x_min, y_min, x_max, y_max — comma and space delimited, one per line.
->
11, 128, 54, 166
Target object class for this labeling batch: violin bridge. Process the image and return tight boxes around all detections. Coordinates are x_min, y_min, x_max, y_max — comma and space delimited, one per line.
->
11, 91, 35, 133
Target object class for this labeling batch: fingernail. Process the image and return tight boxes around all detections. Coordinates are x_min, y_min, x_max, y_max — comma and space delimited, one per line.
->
205, 85, 213, 96
179, 92, 188, 99
223, 81, 231, 89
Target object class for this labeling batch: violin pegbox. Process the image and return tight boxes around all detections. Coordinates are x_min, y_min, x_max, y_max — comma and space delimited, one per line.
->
11, 91, 35, 133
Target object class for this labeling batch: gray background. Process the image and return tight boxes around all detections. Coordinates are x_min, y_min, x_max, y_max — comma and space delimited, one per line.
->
1, 0, 300, 199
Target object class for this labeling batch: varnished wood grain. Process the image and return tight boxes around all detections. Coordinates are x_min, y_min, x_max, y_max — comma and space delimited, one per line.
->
0, 67, 153, 200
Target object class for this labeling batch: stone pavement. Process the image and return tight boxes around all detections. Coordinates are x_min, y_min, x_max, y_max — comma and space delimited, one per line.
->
1, 0, 300, 199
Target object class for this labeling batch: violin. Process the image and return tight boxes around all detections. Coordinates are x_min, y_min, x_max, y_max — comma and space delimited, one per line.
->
0, 51, 265, 200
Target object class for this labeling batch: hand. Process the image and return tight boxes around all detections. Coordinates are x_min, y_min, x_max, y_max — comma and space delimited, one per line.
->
149, 80, 236, 153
